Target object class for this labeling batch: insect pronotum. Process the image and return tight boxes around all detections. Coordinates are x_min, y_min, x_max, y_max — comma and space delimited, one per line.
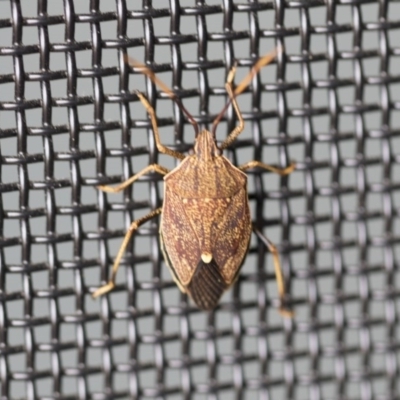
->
92, 50, 295, 316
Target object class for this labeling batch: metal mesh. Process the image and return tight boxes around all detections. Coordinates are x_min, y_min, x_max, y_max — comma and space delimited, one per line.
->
1, 0, 400, 399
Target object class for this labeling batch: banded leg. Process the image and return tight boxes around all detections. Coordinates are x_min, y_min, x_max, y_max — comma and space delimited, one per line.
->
254, 228, 293, 318
92, 207, 163, 298
135, 91, 185, 161
239, 160, 295, 175
98, 164, 170, 193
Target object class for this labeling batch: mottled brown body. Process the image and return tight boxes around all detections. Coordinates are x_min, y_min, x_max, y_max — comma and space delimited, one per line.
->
92, 50, 295, 316
160, 131, 251, 309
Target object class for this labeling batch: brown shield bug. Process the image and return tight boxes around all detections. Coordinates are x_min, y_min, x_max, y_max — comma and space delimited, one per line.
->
93, 50, 295, 316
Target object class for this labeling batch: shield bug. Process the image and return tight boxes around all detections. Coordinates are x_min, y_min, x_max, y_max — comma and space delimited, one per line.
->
92, 50, 295, 316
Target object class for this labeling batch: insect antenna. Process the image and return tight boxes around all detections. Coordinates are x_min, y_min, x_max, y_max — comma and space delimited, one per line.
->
125, 56, 199, 136
211, 48, 279, 136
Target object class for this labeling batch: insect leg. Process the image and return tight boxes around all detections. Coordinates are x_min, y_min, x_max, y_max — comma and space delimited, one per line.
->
219, 67, 245, 150
92, 207, 163, 298
239, 160, 296, 175
98, 164, 169, 193
253, 228, 293, 318
213, 48, 279, 139
135, 91, 185, 160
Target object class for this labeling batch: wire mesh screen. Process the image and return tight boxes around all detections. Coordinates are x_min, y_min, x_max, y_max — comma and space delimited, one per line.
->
1, 0, 400, 399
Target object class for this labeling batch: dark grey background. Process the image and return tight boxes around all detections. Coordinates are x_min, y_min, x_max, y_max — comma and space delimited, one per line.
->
0, 0, 399, 399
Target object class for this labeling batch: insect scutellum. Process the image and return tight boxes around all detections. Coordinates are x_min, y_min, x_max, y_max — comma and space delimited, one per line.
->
92, 49, 295, 316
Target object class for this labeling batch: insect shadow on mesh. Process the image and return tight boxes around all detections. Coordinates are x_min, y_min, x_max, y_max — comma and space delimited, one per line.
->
93, 49, 295, 316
